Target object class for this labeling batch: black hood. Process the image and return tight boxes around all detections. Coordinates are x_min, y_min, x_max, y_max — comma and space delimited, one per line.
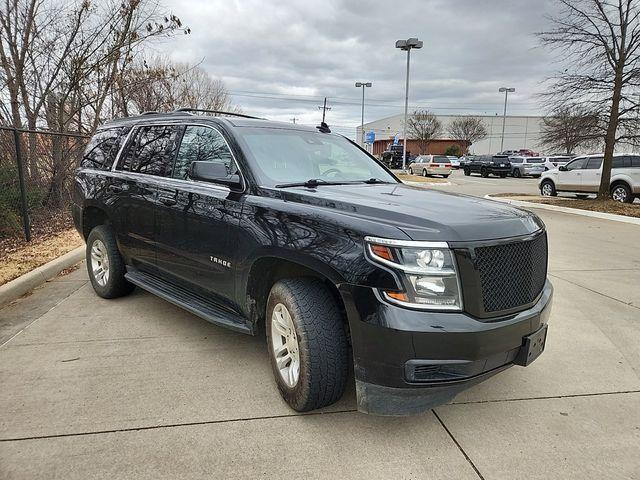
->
276, 183, 543, 242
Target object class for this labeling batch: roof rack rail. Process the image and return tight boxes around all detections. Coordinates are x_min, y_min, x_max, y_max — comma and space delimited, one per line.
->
141, 111, 160, 115
173, 108, 263, 120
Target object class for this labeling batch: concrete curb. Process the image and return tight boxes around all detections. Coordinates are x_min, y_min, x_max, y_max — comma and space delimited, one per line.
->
485, 195, 640, 226
0, 245, 85, 307
403, 181, 453, 187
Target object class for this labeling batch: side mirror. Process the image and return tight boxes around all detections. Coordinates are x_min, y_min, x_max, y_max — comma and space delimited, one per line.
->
558, 165, 567, 171
189, 161, 242, 188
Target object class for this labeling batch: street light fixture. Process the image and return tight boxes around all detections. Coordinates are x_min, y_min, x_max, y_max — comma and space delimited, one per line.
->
355, 82, 372, 146
396, 38, 423, 170
498, 87, 515, 152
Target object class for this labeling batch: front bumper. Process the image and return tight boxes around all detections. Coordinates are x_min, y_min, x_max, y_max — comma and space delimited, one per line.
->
339, 280, 553, 415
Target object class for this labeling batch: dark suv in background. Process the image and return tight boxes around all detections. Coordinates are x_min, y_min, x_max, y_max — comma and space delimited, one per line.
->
463, 155, 511, 177
73, 109, 552, 416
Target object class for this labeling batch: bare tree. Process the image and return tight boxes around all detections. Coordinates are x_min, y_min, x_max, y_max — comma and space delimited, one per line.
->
539, 0, 640, 199
540, 106, 601, 154
447, 116, 487, 153
406, 109, 441, 154
122, 58, 236, 114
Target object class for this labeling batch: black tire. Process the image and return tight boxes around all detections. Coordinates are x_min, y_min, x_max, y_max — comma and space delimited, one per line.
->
463, 168, 471, 176
266, 278, 349, 412
540, 179, 557, 197
513, 169, 521, 178
611, 183, 633, 203
86, 225, 134, 299
422, 168, 428, 177
408, 167, 413, 175
442, 174, 450, 178
480, 168, 489, 178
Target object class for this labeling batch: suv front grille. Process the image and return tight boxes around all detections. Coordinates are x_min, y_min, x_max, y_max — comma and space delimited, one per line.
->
474, 233, 547, 313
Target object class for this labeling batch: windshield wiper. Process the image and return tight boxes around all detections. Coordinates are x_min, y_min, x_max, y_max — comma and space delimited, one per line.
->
362, 178, 394, 184
275, 179, 334, 188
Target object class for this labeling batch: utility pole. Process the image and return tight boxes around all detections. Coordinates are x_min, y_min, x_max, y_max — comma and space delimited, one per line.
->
318, 97, 331, 123
396, 38, 423, 170
355, 82, 372, 145
498, 87, 515, 152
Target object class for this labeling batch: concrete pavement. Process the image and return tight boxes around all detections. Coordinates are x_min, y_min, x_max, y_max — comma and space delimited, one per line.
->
1, 180, 639, 479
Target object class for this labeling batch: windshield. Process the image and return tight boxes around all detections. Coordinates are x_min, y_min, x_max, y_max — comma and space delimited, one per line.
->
236, 127, 398, 187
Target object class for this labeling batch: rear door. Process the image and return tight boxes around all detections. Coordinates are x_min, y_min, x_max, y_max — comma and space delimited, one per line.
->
581, 156, 603, 192
154, 124, 244, 310
111, 125, 182, 271
557, 156, 587, 191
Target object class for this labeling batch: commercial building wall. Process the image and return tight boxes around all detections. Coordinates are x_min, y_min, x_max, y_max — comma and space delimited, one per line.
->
357, 113, 547, 155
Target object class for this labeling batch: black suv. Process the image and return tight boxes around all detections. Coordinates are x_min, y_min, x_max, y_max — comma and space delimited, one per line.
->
381, 144, 405, 168
72, 110, 552, 416
463, 155, 511, 178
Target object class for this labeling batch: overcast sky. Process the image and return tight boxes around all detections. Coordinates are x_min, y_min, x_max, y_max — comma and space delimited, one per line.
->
156, 0, 560, 138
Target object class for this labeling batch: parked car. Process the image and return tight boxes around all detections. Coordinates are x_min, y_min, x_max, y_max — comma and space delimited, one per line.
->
498, 150, 519, 156
463, 155, 511, 178
447, 155, 461, 169
408, 155, 452, 177
381, 144, 404, 168
541, 155, 573, 171
539, 153, 640, 203
508, 156, 546, 178
459, 155, 476, 168
73, 109, 552, 416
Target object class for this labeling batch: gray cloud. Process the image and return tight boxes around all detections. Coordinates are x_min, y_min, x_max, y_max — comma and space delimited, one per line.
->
158, 0, 560, 137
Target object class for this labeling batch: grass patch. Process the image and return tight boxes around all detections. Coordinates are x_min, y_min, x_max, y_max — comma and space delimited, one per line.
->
494, 194, 640, 218
0, 228, 83, 285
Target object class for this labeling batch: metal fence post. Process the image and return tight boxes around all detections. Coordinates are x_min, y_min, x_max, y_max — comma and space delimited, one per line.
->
12, 127, 31, 241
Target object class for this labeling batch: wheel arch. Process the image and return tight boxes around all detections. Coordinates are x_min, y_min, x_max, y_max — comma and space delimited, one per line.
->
81, 204, 111, 240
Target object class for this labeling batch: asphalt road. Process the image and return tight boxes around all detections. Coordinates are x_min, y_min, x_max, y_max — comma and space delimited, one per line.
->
1, 176, 639, 479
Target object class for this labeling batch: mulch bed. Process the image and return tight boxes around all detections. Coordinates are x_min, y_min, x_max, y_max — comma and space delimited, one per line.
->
0, 210, 74, 261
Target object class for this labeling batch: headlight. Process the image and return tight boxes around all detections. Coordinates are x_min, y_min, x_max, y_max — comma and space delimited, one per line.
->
365, 236, 463, 311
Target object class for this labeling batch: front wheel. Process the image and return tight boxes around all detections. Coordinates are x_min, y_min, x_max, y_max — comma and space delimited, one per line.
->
266, 278, 349, 412
422, 169, 428, 177
480, 168, 489, 178
540, 180, 557, 197
463, 168, 471, 176
86, 225, 134, 298
513, 169, 521, 178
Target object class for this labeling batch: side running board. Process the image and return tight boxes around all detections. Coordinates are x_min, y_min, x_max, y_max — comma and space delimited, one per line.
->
125, 269, 253, 335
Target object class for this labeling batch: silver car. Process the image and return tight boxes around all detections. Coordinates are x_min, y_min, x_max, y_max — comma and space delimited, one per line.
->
509, 156, 546, 178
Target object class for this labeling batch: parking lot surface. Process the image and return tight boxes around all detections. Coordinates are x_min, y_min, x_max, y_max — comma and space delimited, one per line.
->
1, 175, 639, 479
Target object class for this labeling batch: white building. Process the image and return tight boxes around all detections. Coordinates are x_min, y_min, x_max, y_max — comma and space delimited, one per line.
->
356, 113, 547, 155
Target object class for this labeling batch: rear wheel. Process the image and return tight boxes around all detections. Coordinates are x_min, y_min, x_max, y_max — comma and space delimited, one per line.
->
408, 167, 413, 175
86, 225, 134, 298
540, 180, 557, 197
422, 168, 428, 177
611, 183, 632, 203
266, 278, 349, 412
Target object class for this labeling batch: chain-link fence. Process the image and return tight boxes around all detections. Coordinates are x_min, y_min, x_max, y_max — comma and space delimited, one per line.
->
0, 126, 89, 242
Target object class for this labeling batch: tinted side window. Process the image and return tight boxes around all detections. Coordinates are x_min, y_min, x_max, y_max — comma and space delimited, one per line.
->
118, 126, 181, 176
80, 127, 128, 170
585, 157, 603, 169
613, 156, 631, 168
173, 126, 235, 179
566, 158, 587, 170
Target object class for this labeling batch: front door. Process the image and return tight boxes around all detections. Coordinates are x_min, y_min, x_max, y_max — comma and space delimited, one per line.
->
557, 156, 588, 191
154, 124, 244, 311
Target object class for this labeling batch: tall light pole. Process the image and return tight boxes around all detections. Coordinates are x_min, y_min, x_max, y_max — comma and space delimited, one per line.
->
396, 37, 423, 170
355, 82, 372, 146
498, 87, 515, 152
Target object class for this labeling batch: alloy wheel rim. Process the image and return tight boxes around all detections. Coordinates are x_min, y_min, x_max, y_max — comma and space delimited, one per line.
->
612, 186, 627, 202
542, 184, 552, 196
90, 239, 110, 287
270, 303, 300, 388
